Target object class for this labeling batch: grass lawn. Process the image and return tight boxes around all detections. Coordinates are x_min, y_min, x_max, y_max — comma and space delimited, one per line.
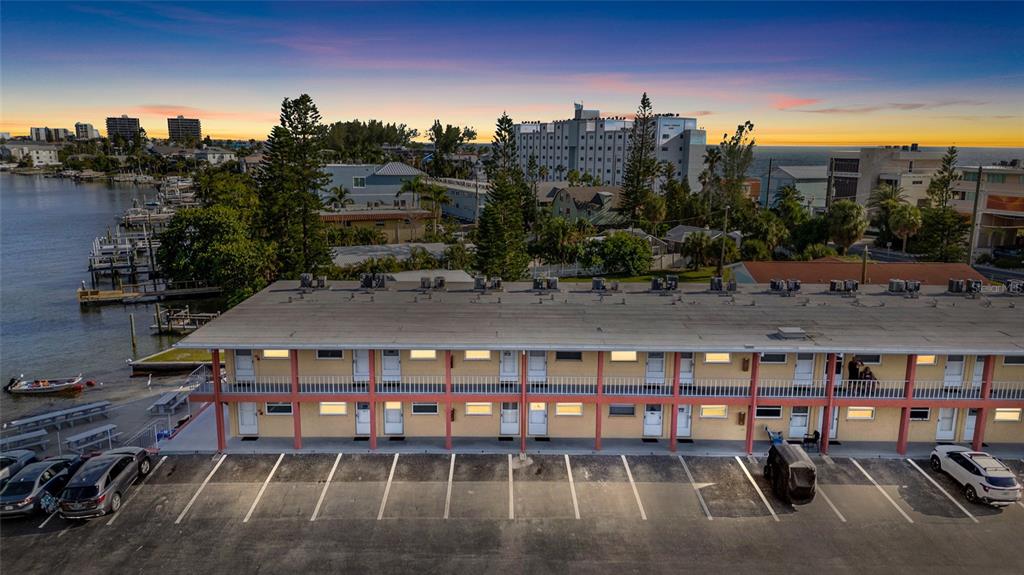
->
139, 347, 212, 363
560, 266, 730, 284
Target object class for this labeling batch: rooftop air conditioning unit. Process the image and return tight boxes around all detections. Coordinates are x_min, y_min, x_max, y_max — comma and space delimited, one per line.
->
1006, 279, 1024, 295
317, 276, 327, 289
489, 277, 503, 291
786, 279, 802, 293
433, 276, 447, 290
905, 280, 922, 294
421, 277, 433, 290
652, 277, 665, 291
727, 278, 737, 292
299, 273, 314, 289
770, 279, 785, 292
474, 276, 487, 290
546, 277, 559, 291
829, 279, 843, 292
948, 278, 965, 293
533, 277, 548, 290
360, 274, 375, 289
844, 279, 859, 292
889, 279, 906, 293
709, 276, 724, 292
592, 277, 607, 291
665, 275, 679, 290
965, 279, 982, 294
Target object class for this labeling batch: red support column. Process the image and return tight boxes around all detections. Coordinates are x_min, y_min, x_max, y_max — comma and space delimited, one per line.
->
368, 350, 377, 450
445, 350, 453, 450
820, 353, 837, 455
896, 354, 918, 456
669, 352, 681, 452
972, 356, 994, 451
744, 353, 761, 455
520, 352, 528, 454
211, 349, 226, 452
595, 351, 604, 451
290, 350, 302, 450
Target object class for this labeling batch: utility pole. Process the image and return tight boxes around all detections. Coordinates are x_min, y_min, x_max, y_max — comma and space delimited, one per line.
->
717, 205, 730, 278
763, 158, 773, 208
825, 157, 835, 211
966, 165, 984, 264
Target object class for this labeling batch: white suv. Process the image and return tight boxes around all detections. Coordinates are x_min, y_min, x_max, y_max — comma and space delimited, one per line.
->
930, 445, 1021, 507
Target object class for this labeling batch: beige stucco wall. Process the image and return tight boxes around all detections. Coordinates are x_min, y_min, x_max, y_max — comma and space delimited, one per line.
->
695, 353, 754, 379
691, 406, 748, 440
992, 356, 1024, 381
451, 403, 501, 436
984, 409, 1024, 443
838, 406, 900, 441
452, 351, 502, 376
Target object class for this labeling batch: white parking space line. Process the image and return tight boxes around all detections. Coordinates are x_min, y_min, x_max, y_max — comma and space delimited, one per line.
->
443, 453, 455, 520
310, 453, 342, 522
376, 453, 399, 521
38, 511, 58, 529
620, 455, 647, 521
822, 455, 835, 466
107, 455, 168, 526
906, 459, 978, 523
816, 486, 847, 522
243, 453, 284, 523
678, 455, 712, 520
507, 454, 514, 520
735, 456, 779, 522
175, 453, 227, 525
850, 458, 914, 524
564, 454, 580, 520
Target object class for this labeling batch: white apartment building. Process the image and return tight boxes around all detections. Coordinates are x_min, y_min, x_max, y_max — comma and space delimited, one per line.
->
1, 143, 62, 166
75, 123, 101, 140
514, 103, 706, 190
952, 162, 1024, 260
828, 145, 944, 206
29, 127, 48, 141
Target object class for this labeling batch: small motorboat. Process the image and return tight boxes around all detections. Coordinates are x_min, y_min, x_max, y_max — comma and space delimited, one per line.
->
4, 375, 86, 395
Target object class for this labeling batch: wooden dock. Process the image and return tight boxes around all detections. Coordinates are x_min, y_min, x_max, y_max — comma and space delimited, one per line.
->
151, 305, 219, 334
77, 280, 221, 306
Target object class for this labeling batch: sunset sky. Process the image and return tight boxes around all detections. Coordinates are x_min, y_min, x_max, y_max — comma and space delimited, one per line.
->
2, 1, 1022, 146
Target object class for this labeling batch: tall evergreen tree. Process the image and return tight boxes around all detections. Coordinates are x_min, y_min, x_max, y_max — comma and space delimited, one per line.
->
255, 94, 332, 277
620, 93, 658, 227
474, 113, 530, 280
918, 146, 970, 262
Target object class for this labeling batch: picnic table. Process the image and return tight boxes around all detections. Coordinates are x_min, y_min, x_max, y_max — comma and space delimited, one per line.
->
4, 401, 111, 433
64, 424, 121, 453
148, 391, 188, 415
0, 429, 50, 451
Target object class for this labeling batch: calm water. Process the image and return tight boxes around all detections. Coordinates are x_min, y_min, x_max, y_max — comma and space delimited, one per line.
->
0, 173, 180, 386
748, 146, 1024, 179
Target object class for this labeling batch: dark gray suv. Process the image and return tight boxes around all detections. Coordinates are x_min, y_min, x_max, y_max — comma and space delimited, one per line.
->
58, 447, 153, 519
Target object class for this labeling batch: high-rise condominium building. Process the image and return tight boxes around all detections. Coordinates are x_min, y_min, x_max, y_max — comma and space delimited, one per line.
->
105, 115, 142, 142
75, 122, 101, 140
513, 103, 707, 190
167, 115, 202, 143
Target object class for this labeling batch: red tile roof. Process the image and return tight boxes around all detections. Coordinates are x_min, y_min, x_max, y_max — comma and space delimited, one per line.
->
739, 260, 986, 286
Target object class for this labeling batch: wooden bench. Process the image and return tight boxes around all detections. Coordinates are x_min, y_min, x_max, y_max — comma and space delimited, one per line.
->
0, 429, 50, 451
148, 391, 188, 415
64, 424, 121, 453
61, 402, 112, 427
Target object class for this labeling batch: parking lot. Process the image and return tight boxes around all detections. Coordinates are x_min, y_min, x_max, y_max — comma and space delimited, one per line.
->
3, 452, 1024, 574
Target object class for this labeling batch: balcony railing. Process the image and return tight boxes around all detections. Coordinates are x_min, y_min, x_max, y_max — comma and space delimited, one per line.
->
375, 375, 445, 394
299, 376, 369, 395
990, 381, 1024, 400
758, 378, 828, 398
222, 376, 291, 395
681, 379, 751, 397
603, 377, 673, 396
452, 376, 520, 395
913, 380, 982, 400
527, 376, 596, 395
834, 379, 906, 399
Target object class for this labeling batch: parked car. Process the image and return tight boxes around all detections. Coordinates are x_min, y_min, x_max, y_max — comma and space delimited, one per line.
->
58, 447, 153, 519
0, 455, 84, 517
0, 450, 37, 487
930, 445, 1022, 507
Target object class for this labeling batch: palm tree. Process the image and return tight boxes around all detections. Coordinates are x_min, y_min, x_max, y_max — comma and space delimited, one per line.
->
680, 232, 713, 270
401, 176, 449, 232
868, 183, 907, 211
538, 165, 550, 181
752, 210, 789, 253
772, 184, 804, 208
889, 203, 922, 252
827, 200, 868, 254
567, 169, 581, 187
643, 193, 666, 234
555, 164, 566, 181
324, 185, 353, 211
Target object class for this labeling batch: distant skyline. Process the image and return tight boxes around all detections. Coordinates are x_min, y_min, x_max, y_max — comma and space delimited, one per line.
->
2, 1, 1022, 146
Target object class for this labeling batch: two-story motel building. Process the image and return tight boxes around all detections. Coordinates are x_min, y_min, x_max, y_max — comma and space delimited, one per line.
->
179, 279, 1024, 455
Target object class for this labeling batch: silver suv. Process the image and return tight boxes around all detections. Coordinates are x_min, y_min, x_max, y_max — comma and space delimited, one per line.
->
58, 447, 153, 519
930, 445, 1022, 507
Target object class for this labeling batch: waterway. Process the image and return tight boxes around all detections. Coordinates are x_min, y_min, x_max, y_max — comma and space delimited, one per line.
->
0, 173, 186, 420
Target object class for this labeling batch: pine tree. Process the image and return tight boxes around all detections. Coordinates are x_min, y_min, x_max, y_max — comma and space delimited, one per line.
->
475, 113, 530, 280
255, 94, 332, 277
620, 93, 658, 227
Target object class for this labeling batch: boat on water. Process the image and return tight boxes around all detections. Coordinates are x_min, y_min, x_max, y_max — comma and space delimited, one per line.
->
4, 375, 86, 395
